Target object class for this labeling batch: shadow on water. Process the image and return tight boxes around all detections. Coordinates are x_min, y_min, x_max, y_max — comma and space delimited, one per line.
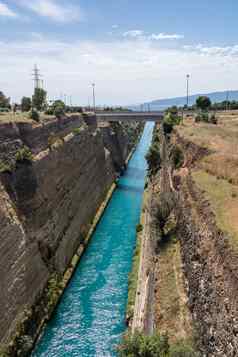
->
117, 183, 144, 194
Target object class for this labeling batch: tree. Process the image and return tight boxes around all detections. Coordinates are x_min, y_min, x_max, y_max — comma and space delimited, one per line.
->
32, 88, 47, 111
21, 97, 32, 112
52, 100, 65, 111
0, 91, 10, 108
196, 96, 211, 111
166, 106, 178, 115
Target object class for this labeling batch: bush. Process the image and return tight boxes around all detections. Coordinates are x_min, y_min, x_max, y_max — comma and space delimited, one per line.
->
171, 145, 184, 169
30, 110, 40, 122
0, 160, 12, 173
21, 96, 31, 112
119, 332, 170, 357
15, 146, 33, 163
54, 106, 65, 119
45, 107, 54, 115
210, 114, 217, 124
146, 143, 161, 175
163, 112, 182, 135
136, 224, 143, 233
170, 340, 198, 357
73, 127, 83, 136
195, 112, 217, 124
119, 333, 198, 357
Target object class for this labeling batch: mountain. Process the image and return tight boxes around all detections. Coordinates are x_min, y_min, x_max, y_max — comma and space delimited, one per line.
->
131, 90, 238, 111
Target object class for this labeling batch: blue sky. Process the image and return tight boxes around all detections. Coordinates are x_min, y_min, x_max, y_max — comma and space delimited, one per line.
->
1, 0, 238, 105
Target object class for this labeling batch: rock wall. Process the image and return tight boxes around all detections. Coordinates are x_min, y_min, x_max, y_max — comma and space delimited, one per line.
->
0, 115, 143, 354
159, 130, 238, 356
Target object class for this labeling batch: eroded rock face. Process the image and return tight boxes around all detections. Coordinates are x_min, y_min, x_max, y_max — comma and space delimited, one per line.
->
0, 116, 142, 352
176, 175, 238, 357
168, 132, 238, 356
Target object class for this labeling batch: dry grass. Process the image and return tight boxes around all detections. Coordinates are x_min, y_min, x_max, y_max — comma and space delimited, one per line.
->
178, 113, 238, 185
193, 170, 238, 249
177, 111, 238, 250
155, 237, 193, 343
0, 112, 55, 124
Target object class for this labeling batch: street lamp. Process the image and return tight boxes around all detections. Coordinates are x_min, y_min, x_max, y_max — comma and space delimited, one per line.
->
186, 74, 190, 108
92, 83, 96, 113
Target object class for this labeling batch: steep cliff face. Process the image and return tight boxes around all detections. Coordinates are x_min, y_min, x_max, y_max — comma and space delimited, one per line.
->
157, 123, 238, 356
172, 133, 238, 357
0, 115, 143, 355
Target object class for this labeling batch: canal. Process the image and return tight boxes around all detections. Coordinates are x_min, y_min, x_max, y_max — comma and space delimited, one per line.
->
32, 122, 154, 357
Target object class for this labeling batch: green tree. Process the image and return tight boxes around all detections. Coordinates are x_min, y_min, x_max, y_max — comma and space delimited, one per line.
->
0, 91, 10, 108
196, 96, 211, 111
21, 97, 32, 112
32, 88, 47, 111
52, 100, 65, 111
166, 106, 178, 115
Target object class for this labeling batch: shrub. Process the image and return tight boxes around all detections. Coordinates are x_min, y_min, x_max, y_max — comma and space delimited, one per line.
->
163, 112, 182, 135
54, 106, 65, 119
195, 112, 217, 124
73, 127, 83, 136
45, 107, 54, 115
0, 160, 12, 173
119, 332, 170, 357
46, 274, 63, 311
15, 146, 33, 163
170, 340, 198, 357
29, 109, 40, 122
136, 224, 143, 233
146, 143, 161, 174
171, 145, 184, 169
21, 96, 32, 112
210, 114, 217, 124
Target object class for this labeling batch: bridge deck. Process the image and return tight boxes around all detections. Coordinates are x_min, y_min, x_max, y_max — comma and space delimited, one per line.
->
96, 111, 163, 122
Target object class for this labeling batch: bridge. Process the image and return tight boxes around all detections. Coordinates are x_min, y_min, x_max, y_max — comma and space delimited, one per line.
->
96, 111, 164, 122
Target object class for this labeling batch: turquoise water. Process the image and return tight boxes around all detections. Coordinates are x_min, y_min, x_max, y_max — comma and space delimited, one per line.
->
32, 122, 154, 357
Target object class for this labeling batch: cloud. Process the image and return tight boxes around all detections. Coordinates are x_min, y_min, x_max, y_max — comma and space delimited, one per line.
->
122, 30, 184, 41
112, 24, 119, 29
0, 36, 238, 105
123, 30, 144, 38
184, 44, 238, 57
0, 2, 17, 17
21, 0, 82, 22
150, 33, 184, 40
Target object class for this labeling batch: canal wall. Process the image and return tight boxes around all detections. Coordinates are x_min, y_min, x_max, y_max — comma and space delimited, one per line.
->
0, 115, 143, 356
130, 124, 194, 345
131, 121, 238, 355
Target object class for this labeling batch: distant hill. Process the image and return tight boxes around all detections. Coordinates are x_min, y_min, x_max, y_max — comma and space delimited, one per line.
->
130, 90, 238, 111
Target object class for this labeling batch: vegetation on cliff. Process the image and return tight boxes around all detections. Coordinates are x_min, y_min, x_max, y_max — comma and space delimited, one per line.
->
119, 332, 198, 357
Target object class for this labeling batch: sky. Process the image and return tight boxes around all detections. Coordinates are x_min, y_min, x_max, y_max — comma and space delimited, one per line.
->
0, 0, 238, 105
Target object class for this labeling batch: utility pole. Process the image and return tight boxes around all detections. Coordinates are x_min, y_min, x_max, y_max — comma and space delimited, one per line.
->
92, 83, 96, 113
186, 74, 190, 108
32, 64, 42, 90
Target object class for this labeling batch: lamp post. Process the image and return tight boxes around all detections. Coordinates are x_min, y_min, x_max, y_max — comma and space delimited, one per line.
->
92, 83, 96, 113
186, 74, 190, 108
